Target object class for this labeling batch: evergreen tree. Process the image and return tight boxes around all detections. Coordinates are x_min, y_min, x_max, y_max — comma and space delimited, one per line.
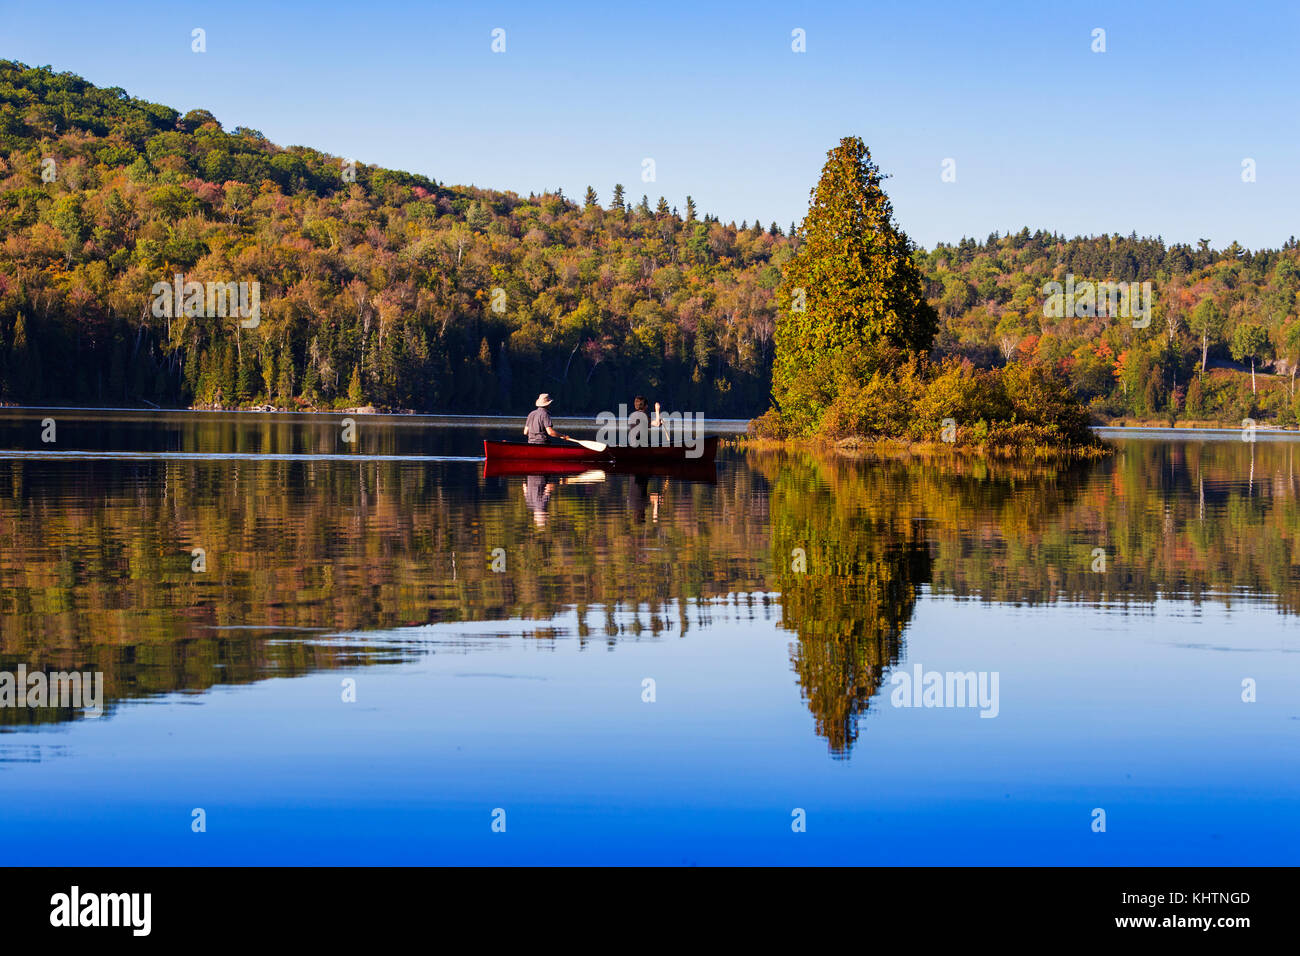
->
347, 365, 364, 406
465, 200, 490, 231
275, 341, 295, 403
220, 340, 237, 404
301, 361, 319, 403
235, 333, 254, 401
772, 137, 937, 435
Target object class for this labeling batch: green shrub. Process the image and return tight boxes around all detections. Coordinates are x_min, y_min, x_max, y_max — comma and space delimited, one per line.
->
1000, 362, 1096, 446
914, 357, 1008, 442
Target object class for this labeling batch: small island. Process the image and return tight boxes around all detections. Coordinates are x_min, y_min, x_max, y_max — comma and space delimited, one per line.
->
750, 137, 1109, 460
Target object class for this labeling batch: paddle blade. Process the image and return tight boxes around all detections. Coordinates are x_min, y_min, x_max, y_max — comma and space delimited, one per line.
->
561, 469, 607, 484
569, 439, 608, 453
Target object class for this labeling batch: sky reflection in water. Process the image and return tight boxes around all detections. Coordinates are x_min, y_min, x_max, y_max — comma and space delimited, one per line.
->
0, 412, 1296, 864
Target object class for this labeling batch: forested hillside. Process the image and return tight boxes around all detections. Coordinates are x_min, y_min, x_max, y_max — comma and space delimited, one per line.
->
0, 61, 782, 415
2, 61, 1298, 421
921, 232, 1300, 423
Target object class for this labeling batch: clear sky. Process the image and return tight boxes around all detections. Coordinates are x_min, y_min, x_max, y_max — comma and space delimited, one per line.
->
4, 0, 1297, 249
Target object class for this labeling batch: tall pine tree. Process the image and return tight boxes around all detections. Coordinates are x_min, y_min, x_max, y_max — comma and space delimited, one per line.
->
773, 137, 936, 435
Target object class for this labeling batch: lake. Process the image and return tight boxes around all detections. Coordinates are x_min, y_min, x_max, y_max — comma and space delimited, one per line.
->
0, 409, 1296, 865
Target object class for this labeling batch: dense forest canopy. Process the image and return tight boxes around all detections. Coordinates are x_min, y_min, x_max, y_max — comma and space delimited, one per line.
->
1, 61, 1298, 422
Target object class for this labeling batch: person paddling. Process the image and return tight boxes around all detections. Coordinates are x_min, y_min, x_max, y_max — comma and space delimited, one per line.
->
524, 393, 572, 445
632, 394, 663, 428
632, 394, 670, 445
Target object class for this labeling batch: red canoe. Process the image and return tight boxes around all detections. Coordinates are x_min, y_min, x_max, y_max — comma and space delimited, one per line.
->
483, 457, 718, 483
483, 436, 719, 466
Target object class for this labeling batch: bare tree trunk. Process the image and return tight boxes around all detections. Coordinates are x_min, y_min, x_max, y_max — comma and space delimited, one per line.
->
557, 343, 579, 383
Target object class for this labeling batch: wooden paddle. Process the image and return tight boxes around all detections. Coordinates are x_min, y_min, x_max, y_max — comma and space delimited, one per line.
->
565, 437, 608, 453
561, 469, 607, 484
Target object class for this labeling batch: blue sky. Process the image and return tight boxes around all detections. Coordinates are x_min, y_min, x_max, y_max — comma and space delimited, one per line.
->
4, 0, 1297, 249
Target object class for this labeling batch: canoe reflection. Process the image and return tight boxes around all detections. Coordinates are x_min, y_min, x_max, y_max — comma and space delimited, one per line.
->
482, 458, 717, 483
492, 459, 716, 526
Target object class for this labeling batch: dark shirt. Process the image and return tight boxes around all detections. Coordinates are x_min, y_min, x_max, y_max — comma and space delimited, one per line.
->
525, 407, 552, 444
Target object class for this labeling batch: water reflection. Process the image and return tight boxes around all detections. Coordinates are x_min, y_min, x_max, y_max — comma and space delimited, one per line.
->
628, 474, 668, 523
522, 475, 556, 527
4, 415, 1300, 757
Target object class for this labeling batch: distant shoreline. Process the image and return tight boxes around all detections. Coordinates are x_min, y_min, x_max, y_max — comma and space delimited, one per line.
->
5, 404, 1299, 440
0, 405, 755, 433
1095, 424, 1300, 437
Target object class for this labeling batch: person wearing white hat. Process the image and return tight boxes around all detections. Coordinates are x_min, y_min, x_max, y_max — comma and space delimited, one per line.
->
523, 393, 571, 445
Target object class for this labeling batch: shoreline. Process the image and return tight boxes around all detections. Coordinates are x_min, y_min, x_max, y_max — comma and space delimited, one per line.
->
0, 404, 754, 433
3, 403, 1296, 439
734, 435, 1112, 461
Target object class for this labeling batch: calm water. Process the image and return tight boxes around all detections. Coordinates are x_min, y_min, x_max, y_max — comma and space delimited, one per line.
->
0, 409, 1296, 865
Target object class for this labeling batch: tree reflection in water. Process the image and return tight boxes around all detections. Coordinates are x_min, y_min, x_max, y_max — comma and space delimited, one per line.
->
761, 450, 1085, 755
5, 431, 1300, 756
